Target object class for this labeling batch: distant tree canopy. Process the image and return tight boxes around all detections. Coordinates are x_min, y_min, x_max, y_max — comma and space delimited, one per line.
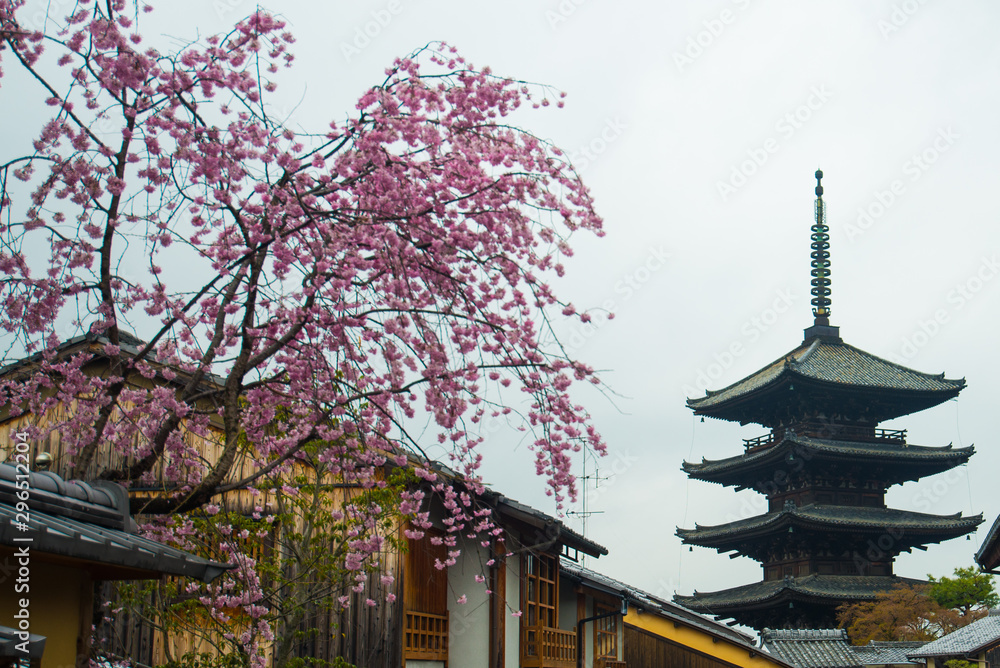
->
928, 566, 1000, 617
837, 567, 997, 645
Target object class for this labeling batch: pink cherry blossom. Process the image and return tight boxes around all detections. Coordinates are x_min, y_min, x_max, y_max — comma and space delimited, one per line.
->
0, 2, 607, 664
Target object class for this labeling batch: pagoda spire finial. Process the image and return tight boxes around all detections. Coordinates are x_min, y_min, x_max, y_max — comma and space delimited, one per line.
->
810, 169, 831, 326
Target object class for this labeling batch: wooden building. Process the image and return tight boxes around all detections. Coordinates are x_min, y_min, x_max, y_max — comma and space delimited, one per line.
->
398, 489, 610, 668
0, 463, 228, 668
0, 329, 633, 667
0, 329, 625, 668
976, 514, 1000, 575
675, 172, 982, 629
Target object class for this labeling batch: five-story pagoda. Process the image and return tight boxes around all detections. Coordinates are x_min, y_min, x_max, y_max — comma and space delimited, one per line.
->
674, 171, 981, 629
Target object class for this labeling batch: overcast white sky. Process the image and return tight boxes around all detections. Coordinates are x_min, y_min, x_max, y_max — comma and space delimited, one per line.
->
10, 0, 1000, 628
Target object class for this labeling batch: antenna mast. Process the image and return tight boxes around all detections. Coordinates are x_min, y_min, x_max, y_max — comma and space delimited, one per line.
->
567, 451, 607, 566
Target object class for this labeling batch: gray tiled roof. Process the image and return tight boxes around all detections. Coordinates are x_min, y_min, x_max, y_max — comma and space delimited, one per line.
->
851, 641, 926, 665
676, 574, 924, 611
0, 463, 230, 582
688, 339, 964, 410
762, 628, 862, 668
677, 504, 981, 543
683, 435, 973, 480
907, 612, 1000, 658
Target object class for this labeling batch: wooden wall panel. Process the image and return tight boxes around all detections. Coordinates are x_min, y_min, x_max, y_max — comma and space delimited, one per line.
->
624, 624, 742, 668
404, 532, 448, 614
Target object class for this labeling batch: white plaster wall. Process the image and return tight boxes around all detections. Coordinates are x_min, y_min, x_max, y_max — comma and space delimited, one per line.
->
407, 661, 445, 668
505, 554, 520, 668
558, 579, 592, 666
559, 581, 579, 631
447, 537, 490, 668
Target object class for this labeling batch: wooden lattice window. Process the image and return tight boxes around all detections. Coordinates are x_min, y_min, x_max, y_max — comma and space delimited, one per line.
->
524, 552, 558, 628
594, 601, 618, 660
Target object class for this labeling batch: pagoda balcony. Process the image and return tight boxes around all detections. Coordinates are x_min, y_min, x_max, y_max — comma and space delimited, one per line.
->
743, 423, 906, 451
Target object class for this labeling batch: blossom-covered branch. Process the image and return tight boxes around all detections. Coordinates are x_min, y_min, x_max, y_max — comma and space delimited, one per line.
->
1, 2, 611, 662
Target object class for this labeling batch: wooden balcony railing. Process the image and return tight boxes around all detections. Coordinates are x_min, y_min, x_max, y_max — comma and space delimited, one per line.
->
521, 624, 577, 668
743, 431, 780, 450
404, 610, 448, 661
743, 423, 907, 451
596, 660, 627, 668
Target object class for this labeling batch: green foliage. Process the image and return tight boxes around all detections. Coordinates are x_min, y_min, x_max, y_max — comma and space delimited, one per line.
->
943, 660, 978, 668
928, 566, 999, 615
839, 567, 997, 645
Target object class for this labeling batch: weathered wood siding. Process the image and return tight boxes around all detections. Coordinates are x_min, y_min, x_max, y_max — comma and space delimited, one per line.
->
625, 624, 742, 668
0, 409, 261, 486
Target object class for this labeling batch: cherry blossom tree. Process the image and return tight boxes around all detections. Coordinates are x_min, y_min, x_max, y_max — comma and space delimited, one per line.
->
0, 0, 604, 500
0, 1, 606, 664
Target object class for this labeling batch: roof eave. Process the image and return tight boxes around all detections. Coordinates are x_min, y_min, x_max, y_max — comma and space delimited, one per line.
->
976, 514, 1000, 572
489, 493, 608, 558
678, 508, 981, 548
675, 576, 926, 612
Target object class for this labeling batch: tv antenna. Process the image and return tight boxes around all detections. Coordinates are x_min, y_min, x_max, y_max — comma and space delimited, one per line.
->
567, 449, 607, 566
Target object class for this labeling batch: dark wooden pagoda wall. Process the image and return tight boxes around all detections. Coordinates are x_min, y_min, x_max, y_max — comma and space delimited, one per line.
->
737, 601, 839, 631
766, 487, 886, 511
762, 556, 892, 581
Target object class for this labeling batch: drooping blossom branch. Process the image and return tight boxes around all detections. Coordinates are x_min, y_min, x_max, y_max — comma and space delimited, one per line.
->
0, 2, 606, 663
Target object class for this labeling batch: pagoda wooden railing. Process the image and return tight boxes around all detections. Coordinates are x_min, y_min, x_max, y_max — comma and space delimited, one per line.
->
743, 432, 780, 450
521, 624, 577, 668
744, 424, 907, 450
404, 610, 448, 661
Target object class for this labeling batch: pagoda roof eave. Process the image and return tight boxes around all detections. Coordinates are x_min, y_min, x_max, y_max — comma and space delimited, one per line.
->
686, 339, 965, 423
682, 435, 974, 483
674, 574, 926, 612
676, 504, 982, 546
